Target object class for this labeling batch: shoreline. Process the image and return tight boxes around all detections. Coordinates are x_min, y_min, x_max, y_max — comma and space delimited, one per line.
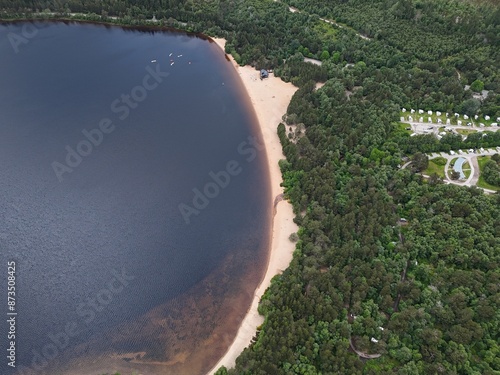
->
1, 19, 298, 372
207, 38, 298, 374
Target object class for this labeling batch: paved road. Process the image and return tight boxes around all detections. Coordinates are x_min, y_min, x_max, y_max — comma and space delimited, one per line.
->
469, 156, 481, 186
425, 149, 499, 193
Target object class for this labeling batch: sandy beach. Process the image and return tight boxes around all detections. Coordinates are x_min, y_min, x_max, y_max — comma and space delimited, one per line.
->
30, 36, 299, 375
207, 38, 299, 374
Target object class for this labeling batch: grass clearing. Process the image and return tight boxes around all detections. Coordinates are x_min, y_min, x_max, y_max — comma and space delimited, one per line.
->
393, 122, 412, 135
425, 158, 446, 178
462, 161, 471, 179
456, 129, 477, 136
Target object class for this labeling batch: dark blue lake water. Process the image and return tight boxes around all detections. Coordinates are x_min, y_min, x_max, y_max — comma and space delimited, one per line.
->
0, 22, 270, 375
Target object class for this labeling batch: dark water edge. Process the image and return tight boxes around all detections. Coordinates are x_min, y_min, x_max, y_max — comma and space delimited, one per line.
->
0, 17, 210, 39
0, 15, 214, 43
0, 21, 273, 375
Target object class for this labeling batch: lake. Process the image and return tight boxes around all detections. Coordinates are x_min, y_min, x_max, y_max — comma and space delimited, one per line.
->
0, 21, 270, 375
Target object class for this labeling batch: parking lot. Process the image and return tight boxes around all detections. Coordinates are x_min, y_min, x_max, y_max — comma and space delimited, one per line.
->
405, 120, 500, 137
428, 147, 500, 159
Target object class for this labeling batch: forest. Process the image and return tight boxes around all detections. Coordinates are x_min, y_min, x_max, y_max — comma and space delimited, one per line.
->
2, 0, 499, 374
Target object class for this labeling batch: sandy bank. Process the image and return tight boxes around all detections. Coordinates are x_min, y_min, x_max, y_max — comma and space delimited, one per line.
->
207, 38, 299, 374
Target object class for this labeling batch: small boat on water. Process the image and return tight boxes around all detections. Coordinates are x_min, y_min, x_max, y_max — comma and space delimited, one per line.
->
169, 53, 173, 57
151, 59, 157, 63
177, 54, 183, 57
170, 61, 174, 66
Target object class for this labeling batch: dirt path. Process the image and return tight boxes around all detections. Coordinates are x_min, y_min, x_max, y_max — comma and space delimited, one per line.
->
274, 0, 372, 41
348, 337, 382, 359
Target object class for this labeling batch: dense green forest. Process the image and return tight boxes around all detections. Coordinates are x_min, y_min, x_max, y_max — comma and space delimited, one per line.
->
2, 0, 499, 374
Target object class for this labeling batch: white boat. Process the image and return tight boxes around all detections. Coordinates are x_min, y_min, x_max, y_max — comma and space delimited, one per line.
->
169, 53, 173, 57
170, 61, 174, 66
151, 59, 157, 63
177, 54, 183, 57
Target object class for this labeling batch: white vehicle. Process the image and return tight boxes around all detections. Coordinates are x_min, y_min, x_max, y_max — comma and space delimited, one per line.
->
450, 150, 456, 155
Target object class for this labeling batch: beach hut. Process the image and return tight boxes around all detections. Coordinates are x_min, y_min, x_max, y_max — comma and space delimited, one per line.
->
260, 69, 269, 80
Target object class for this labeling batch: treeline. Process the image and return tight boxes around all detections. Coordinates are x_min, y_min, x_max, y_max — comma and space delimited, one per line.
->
286, 0, 500, 87
483, 154, 500, 186
211, 1, 499, 374
0, 0, 339, 71
216, 73, 500, 373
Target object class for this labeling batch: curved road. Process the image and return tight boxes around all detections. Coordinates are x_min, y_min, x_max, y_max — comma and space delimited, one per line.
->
426, 150, 499, 193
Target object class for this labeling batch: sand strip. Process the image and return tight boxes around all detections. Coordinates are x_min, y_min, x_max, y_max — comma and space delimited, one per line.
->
207, 39, 299, 374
